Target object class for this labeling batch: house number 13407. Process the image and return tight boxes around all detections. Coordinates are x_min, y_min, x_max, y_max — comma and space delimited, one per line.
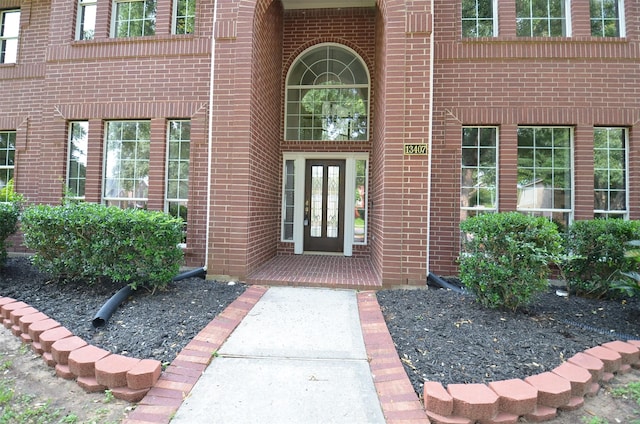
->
403, 144, 428, 155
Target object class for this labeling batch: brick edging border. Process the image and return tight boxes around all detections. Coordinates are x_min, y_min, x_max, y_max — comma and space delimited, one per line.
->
357, 290, 640, 424
122, 285, 268, 423
2, 287, 638, 424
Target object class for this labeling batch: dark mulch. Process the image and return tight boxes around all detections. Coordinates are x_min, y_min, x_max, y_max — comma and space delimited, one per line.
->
1, 257, 639, 399
377, 283, 640, 396
0, 257, 246, 366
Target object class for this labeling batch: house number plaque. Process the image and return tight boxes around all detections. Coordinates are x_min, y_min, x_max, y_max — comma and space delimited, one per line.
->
403, 143, 428, 156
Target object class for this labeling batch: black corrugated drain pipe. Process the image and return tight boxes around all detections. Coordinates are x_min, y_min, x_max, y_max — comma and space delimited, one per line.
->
92, 267, 207, 328
427, 272, 466, 295
172, 267, 206, 282
92, 285, 134, 328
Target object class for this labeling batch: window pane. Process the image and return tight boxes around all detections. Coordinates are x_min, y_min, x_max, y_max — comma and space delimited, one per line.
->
0, 131, 16, 201
78, 0, 96, 40
175, 0, 196, 35
590, 0, 622, 37
104, 121, 150, 209
282, 160, 295, 241
354, 159, 367, 243
286, 45, 369, 141
517, 127, 572, 215
462, 0, 495, 38
593, 128, 627, 216
114, 0, 156, 37
461, 127, 498, 213
517, 0, 567, 37
166, 120, 190, 231
67, 122, 88, 197
2, 11, 20, 37
1, 10, 20, 64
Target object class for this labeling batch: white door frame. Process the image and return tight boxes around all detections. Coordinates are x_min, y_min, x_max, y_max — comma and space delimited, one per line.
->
282, 152, 369, 256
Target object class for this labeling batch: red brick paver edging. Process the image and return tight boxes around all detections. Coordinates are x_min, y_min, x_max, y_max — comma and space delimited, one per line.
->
358, 291, 640, 424
0, 296, 162, 402
2, 287, 639, 424
122, 286, 268, 423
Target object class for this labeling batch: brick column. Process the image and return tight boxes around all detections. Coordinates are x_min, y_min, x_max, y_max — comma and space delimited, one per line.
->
498, 124, 519, 212
573, 124, 595, 221
147, 118, 166, 212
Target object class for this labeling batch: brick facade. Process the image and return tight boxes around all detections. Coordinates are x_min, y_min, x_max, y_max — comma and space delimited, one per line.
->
2, 0, 639, 286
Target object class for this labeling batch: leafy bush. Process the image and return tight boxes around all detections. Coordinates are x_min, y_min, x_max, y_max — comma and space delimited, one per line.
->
21, 203, 184, 290
564, 219, 640, 298
610, 240, 640, 298
0, 180, 23, 265
459, 212, 563, 311
0, 202, 20, 265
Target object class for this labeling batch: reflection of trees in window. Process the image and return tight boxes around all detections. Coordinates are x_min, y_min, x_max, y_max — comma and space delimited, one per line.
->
594, 128, 626, 217
590, 0, 622, 37
67, 122, 88, 197
0, 131, 16, 201
114, 0, 156, 37
516, 0, 567, 37
461, 127, 497, 221
104, 121, 150, 209
354, 159, 367, 243
286, 44, 369, 141
166, 120, 190, 241
462, 0, 495, 38
517, 127, 572, 228
77, 0, 96, 40
174, 0, 195, 34
299, 87, 367, 141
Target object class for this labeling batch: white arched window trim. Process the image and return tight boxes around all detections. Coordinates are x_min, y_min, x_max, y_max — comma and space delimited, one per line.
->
285, 43, 371, 142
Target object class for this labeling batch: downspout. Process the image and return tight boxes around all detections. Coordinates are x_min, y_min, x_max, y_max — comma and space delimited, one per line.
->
425, 0, 435, 276
204, 0, 219, 272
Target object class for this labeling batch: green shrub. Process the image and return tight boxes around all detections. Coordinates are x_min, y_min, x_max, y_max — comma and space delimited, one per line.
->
0, 202, 20, 265
610, 240, 640, 298
21, 203, 184, 290
459, 212, 563, 311
564, 219, 640, 298
0, 180, 23, 266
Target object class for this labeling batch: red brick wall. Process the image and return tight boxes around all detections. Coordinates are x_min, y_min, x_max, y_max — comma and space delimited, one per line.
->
370, 0, 434, 286
430, 0, 640, 275
2, 0, 214, 265
245, 0, 284, 273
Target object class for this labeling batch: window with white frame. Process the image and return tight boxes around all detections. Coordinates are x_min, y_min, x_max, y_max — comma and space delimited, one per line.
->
590, 0, 625, 37
517, 126, 572, 228
113, 0, 156, 38
0, 131, 15, 202
67, 122, 88, 198
282, 160, 295, 241
594, 128, 627, 218
166, 120, 190, 237
173, 0, 195, 34
103, 121, 150, 209
461, 127, 498, 221
1, 10, 20, 64
285, 44, 370, 141
462, 0, 498, 37
76, 0, 96, 40
516, 0, 570, 37
353, 159, 367, 244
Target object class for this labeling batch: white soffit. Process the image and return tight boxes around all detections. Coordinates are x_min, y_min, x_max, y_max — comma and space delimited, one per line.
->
281, 0, 376, 10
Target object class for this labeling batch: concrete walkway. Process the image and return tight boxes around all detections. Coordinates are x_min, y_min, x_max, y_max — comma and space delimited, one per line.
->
123, 285, 428, 424
171, 287, 385, 423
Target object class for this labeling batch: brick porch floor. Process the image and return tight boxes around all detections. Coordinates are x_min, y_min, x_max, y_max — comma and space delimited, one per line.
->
245, 254, 382, 289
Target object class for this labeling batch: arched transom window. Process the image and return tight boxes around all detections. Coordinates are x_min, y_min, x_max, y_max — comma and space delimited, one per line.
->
285, 44, 370, 141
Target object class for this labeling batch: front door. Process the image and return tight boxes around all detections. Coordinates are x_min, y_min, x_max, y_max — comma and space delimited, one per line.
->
304, 160, 345, 252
